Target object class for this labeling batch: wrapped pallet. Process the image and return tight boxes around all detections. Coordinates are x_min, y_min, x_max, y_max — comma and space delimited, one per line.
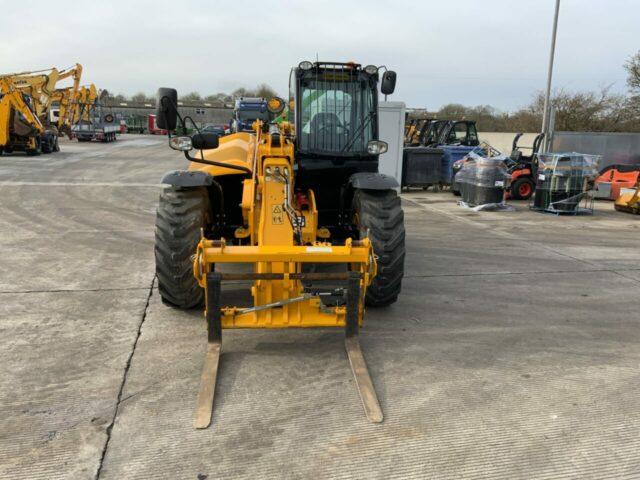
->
532, 153, 600, 214
456, 153, 510, 207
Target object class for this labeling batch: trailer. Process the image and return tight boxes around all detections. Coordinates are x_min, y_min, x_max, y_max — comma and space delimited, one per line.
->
70, 96, 119, 142
123, 114, 147, 134
71, 122, 119, 142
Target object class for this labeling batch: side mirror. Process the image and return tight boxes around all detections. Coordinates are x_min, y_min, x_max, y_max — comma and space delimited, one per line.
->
156, 87, 178, 130
192, 133, 219, 150
380, 71, 397, 95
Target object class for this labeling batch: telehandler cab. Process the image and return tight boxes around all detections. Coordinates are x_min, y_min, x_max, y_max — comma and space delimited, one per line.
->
155, 61, 405, 428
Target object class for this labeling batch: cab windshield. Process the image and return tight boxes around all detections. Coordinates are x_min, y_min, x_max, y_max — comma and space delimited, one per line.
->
237, 109, 269, 121
298, 73, 375, 155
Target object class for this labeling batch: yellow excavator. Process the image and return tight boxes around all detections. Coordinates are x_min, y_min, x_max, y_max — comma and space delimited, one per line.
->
155, 61, 404, 428
50, 87, 76, 136
51, 83, 97, 137
7, 64, 83, 152
0, 76, 44, 155
73, 84, 98, 123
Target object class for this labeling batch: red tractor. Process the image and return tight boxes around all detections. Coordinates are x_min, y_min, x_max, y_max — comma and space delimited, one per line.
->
504, 133, 544, 200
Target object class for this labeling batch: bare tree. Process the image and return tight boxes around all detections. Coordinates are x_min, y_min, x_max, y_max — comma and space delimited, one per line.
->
131, 92, 152, 103
625, 51, 640, 92
180, 92, 202, 102
254, 83, 278, 99
427, 85, 640, 134
205, 93, 230, 104
536, 87, 629, 132
437, 104, 470, 120
110, 93, 128, 104
232, 87, 253, 98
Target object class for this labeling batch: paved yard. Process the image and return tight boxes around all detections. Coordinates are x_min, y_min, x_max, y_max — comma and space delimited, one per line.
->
1, 136, 639, 479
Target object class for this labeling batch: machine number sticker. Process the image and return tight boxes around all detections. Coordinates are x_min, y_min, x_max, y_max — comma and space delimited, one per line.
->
494, 180, 504, 187
538, 174, 546, 181
271, 205, 284, 225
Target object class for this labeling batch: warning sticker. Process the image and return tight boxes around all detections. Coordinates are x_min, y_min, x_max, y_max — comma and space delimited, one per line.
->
271, 204, 284, 224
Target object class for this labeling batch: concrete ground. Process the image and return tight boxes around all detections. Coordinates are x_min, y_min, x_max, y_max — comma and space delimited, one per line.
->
0, 135, 639, 480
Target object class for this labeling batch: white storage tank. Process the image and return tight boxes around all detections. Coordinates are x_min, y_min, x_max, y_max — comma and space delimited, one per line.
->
378, 101, 406, 189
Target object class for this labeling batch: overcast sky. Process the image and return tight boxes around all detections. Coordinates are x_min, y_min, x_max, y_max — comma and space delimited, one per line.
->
1, 0, 637, 111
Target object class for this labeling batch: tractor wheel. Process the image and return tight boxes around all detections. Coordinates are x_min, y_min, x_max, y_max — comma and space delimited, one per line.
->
511, 177, 535, 200
352, 189, 405, 307
155, 186, 211, 309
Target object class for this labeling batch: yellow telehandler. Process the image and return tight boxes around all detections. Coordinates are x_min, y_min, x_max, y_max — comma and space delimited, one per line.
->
154, 61, 405, 428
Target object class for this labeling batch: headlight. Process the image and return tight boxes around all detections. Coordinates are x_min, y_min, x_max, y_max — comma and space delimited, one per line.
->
367, 140, 388, 155
364, 65, 378, 75
169, 136, 192, 151
298, 61, 313, 71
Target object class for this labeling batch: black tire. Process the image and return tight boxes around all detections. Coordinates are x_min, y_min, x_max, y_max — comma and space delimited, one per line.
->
41, 135, 53, 154
155, 187, 211, 309
54, 137, 60, 152
26, 138, 41, 156
352, 189, 405, 307
511, 177, 535, 200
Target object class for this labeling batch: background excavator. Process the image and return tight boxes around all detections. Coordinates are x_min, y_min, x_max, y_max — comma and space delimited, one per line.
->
0, 76, 44, 156
1, 64, 83, 153
72, 84, 98, 124
50, 83, 93, 138
154, 61, 405, 428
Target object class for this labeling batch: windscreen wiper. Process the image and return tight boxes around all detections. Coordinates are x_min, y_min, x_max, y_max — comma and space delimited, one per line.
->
342, 110, 375, 152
